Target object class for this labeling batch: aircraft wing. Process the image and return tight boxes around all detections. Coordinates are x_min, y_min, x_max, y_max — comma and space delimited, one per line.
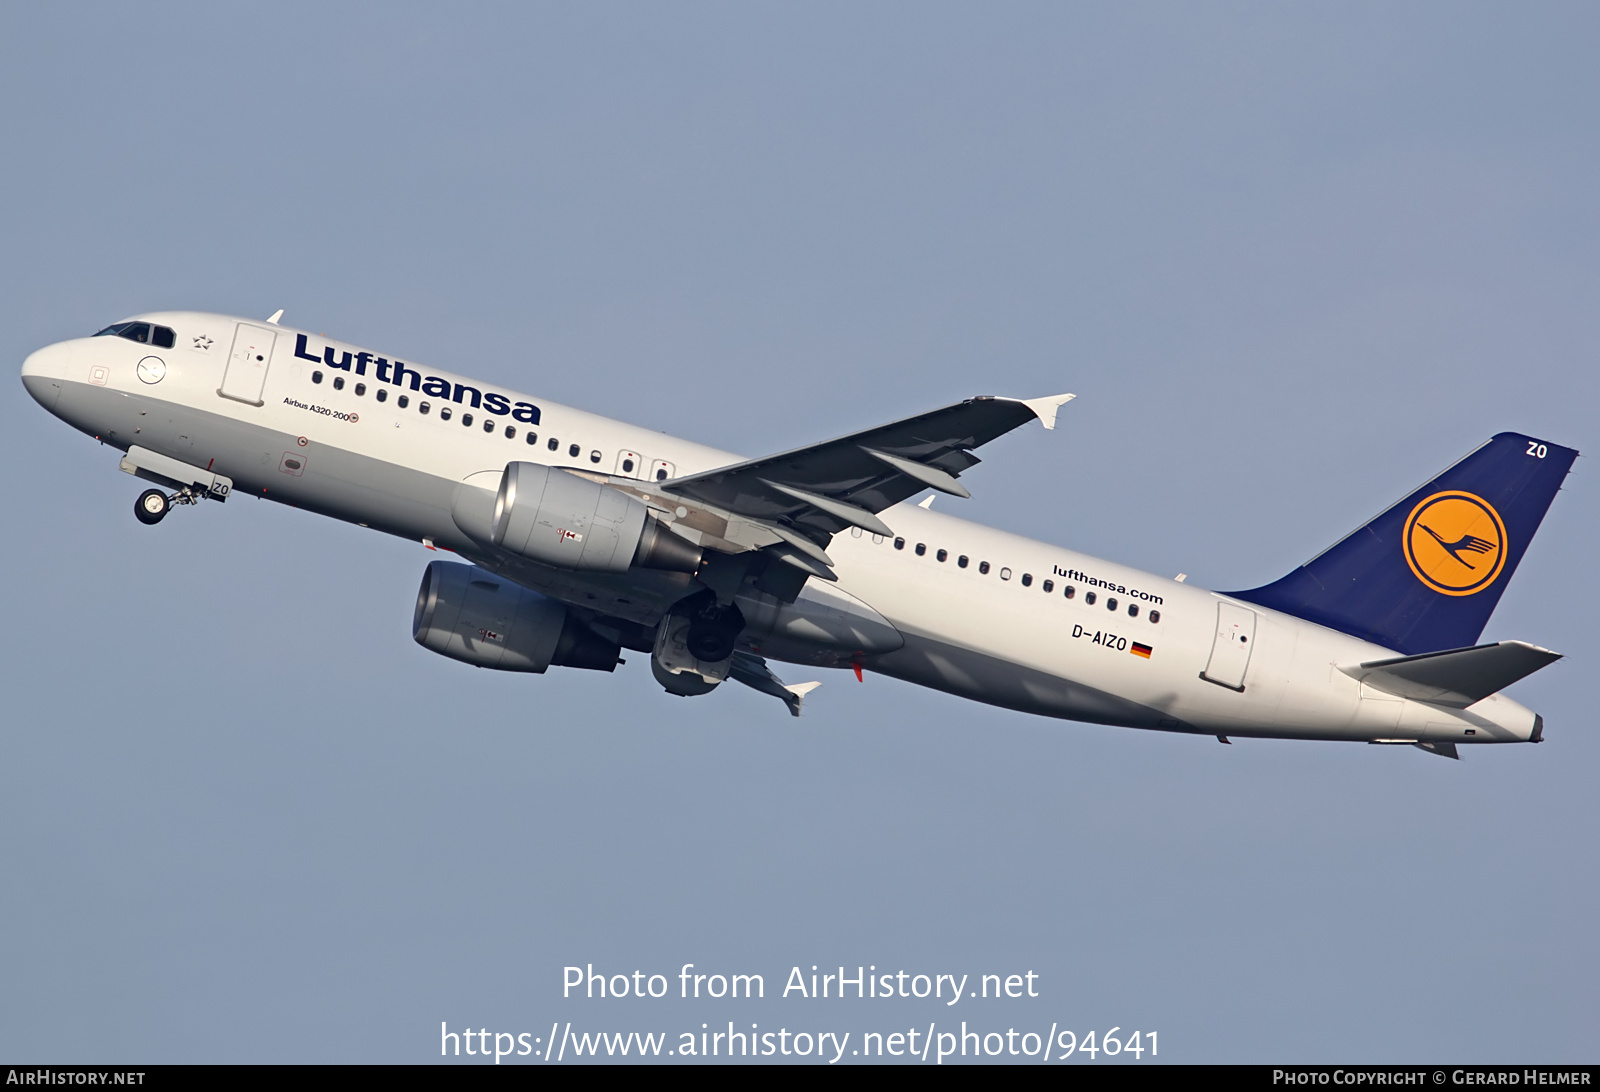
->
661, 393, 1073, 549
728, 651, 821, 717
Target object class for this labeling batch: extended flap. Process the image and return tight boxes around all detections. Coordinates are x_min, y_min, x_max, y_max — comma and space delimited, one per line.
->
1340, 641, 1561, 708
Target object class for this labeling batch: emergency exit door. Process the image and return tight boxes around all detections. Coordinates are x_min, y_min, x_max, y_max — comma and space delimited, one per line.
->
218, 323, 278, 406
1201, 601, 1257, 692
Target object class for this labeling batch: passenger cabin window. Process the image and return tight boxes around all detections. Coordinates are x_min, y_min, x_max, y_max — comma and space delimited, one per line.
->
312, 371, 323, 384
1000, 567, 1012, 581
376, 388, 387, 402
398, 394, 409, 409
936, 549, 947, 562
462, 413, 473, 427
419, 401, 430, 415
622, 457, 635, 473
548, 438, 559, 451
332, 376, 345, 390
1149, 610, 1161, 624
1021, 573, 1033, 587
354, 383, 366, 396
957, 555, 968, 568
894, 538, 905, 550
589, 450, 601, 464
1043, 579, 1053, 593
979, 561, 990, 574
94, 321, 174, 348
1107, 597, 1117, 611
504, 425, 515, 438
569, 443, 580, 458
526, 432, 538, 445
1128, 603, 1139, 618
1064, 585, 1075, 599
915, 543, 926, 556
440, 407, 452, 421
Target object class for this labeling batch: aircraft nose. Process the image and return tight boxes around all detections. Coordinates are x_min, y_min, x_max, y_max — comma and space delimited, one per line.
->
21, 342, 72, 411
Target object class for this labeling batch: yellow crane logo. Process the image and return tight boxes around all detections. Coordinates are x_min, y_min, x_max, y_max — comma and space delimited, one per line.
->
1402, 491, 1507, 596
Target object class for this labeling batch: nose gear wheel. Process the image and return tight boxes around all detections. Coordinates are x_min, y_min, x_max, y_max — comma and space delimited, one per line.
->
133, 485, 205, 526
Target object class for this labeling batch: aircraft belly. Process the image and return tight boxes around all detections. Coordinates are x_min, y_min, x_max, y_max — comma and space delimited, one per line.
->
738, 582, 904, 664
867, 631, 1198, 731
21, 373, 61, 412
51, 379, 474, 547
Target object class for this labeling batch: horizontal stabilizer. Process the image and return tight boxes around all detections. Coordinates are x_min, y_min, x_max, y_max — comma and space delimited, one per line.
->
1341, 640, 1561, 708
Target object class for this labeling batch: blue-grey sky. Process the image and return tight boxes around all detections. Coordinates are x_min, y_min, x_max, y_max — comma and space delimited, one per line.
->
1, 2, 1595, 1063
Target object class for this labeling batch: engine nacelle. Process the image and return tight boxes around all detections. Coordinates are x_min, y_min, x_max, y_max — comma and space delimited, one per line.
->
491, 462, 700, 574
412, 560, 620, 672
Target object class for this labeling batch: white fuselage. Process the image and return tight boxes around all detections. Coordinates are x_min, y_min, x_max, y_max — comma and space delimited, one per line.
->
20, 312, 1542, 746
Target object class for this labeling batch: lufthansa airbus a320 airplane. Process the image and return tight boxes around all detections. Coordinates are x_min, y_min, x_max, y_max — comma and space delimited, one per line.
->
22, 312, 1577, 757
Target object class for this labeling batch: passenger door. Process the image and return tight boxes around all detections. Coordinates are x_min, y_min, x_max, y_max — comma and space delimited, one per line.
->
1201, 601, 1257, 691
218, 323, 278, 406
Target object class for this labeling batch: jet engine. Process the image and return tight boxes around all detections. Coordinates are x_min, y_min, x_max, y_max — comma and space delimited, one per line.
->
491, 462, 700, 573
412, 560, 620, 672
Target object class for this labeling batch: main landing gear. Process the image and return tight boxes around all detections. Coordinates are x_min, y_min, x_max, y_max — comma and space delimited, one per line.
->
133, 486, 205, 526
685, 597, 746, 662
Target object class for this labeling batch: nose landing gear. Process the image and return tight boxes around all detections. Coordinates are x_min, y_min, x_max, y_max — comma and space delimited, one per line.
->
133, 485, 206, 525
134, 489, 168, 524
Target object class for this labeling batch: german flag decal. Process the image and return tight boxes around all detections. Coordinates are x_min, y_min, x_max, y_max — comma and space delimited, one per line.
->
1131, 642, 1153, 659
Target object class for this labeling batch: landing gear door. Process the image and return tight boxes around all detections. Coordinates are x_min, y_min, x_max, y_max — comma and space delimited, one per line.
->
1201, 601, 1256, 691
219, 323, 279, 406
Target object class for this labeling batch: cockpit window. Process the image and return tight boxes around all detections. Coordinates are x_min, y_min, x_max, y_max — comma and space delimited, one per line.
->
95, 322, 149, 343
94, 322, 175, 349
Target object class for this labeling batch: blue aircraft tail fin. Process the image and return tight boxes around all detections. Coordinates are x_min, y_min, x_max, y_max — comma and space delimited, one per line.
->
1229, 433, 1576, 655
